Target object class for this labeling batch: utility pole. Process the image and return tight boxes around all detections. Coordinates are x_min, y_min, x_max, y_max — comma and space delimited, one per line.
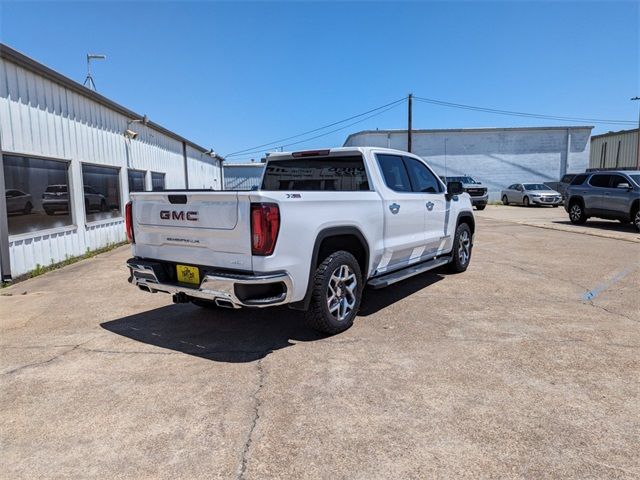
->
407, 93, 413, 153
632, 97, 640, 169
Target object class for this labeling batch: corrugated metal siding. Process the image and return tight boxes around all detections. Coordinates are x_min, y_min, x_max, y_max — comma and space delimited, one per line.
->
186, 145, 221, 190
223, 164, 264, 190
589, 130, 638, 169
0, 56, 218, 277
344, 127, 592, 200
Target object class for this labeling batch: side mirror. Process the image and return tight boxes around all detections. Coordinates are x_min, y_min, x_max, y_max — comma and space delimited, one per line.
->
447, 181, 464, 198
616, 182, 631, 190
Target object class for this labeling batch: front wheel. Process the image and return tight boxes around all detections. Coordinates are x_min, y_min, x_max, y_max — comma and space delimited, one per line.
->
633, 207, 640, 232
523, 196, 530, 207
569, 202, 587, 225
448, 223, 472, 273
304, 250, 363, 335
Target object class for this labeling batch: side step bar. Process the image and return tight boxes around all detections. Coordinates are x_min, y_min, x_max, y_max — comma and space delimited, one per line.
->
367, 255, 451, 289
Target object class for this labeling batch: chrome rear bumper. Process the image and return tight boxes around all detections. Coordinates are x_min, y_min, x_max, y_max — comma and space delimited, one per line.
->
127, 259, 292, 308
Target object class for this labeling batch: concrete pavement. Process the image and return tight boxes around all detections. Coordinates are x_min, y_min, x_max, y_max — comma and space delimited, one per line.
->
1, 212, 639, 479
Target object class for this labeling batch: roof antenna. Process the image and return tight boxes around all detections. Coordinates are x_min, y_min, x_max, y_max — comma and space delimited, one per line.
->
84, 54, 106, 91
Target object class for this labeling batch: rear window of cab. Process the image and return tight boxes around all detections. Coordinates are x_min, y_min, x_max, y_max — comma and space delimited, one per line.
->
261, 155, 371, 191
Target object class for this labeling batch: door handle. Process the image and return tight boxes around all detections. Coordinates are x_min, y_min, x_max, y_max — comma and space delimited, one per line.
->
425, 201, 434, 211
389, 203, 400, 214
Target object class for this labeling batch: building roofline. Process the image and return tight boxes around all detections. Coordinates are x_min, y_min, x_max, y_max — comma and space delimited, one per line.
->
223, 162, 266, 167
590, 128, 639, 139
344, 125, 594, 145
0, 43, 223, 161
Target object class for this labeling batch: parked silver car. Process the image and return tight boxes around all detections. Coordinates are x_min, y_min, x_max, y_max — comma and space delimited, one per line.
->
501, 183, 562, 207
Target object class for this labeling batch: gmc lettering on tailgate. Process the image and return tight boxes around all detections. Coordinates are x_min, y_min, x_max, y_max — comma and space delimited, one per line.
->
160, 210, 198, 221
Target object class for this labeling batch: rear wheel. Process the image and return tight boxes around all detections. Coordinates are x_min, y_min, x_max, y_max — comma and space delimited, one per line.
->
569, 201, 587, 225
523, 196, 530, 207
304, 250, 363, 335
448, 223, 472, 273
633, 207, 640, 232
502, 195, 509, 206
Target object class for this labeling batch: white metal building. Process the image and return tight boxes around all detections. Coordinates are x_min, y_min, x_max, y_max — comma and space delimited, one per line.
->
0, 44, 223, 279
344, 126, 592, 200
223, 163, 265, 190
589, 128, 639, 170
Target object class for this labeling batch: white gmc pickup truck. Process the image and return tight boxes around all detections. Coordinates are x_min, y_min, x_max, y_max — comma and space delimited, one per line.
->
126, 147, 475, 334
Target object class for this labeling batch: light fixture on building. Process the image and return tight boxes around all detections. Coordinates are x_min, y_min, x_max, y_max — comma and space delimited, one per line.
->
124, 115, 149, 140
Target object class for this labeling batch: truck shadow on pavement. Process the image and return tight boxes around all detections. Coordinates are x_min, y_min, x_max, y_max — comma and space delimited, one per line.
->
100, 272, 444, 363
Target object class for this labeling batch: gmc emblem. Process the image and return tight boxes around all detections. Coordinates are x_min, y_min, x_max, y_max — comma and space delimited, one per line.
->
160, 210, 198, 221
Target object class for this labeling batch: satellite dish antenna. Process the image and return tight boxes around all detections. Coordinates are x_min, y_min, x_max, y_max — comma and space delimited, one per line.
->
84, 54, 106, 91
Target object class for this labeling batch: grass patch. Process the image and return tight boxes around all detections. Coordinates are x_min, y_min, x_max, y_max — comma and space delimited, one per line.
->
1, 241, 127, 287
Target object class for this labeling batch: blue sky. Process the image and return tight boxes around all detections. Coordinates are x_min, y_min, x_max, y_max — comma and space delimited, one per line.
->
1, 1, 638, 161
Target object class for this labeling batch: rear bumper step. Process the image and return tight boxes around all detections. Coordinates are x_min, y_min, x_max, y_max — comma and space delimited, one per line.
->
127, 259, 292, 308
367, 255, 451, 289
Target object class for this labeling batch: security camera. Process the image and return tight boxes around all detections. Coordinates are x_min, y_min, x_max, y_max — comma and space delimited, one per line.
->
125, 129, 138, 139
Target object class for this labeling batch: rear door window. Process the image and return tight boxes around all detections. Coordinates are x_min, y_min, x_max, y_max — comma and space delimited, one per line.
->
261, 155, 370, 191
589, 174, 612, 188
376, 154, 412, 192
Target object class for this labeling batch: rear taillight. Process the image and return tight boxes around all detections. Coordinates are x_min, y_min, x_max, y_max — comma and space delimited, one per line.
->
125, 201, 135, 244
250, 203, 279, 256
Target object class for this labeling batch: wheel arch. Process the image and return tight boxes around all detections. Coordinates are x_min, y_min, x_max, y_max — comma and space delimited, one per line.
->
456, 211, 475, 238
288, 226, 370, 311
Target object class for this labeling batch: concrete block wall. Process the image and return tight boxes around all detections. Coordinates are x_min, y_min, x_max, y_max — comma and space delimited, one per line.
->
344, 127, 592, 200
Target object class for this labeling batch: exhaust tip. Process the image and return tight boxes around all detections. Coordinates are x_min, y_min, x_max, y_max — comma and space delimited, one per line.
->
214, 298, 235, 309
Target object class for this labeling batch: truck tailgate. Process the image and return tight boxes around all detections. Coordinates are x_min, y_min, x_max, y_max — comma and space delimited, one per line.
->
131, 192, 253, 271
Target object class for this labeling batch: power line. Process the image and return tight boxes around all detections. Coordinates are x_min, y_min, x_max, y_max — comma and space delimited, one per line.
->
227, 101, 405, 160
224, 97, 406, 158
413, 96, 635, 126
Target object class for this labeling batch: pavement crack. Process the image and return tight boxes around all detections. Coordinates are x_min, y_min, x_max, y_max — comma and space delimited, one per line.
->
2, 344, 80, 375
237, 358, 265, 480
586, 301, 638, 324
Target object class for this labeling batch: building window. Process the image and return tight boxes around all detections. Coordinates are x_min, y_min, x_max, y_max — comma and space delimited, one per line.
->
81, 164, 122, 222
128, 169, 146, 193
3, 155, 73, 236
151, 172, 165, 191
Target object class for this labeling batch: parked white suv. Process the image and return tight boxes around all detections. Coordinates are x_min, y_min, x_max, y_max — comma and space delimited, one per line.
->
125, 147, 475, 334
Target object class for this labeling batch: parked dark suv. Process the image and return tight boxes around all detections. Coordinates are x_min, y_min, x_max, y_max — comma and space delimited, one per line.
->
564, 171, 640, 231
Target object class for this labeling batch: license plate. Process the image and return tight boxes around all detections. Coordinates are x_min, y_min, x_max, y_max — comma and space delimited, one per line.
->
176, 264, 200, 285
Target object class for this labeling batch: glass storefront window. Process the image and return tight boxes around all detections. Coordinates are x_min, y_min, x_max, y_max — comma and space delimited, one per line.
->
81, 164, 122, 222
128, 169, 146, 193
3, 155, 73, 235
151, 172, 165, 191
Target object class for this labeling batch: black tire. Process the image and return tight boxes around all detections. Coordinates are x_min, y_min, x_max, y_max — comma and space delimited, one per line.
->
569, 201, 587, 225
23, 202, 33, 215
632, 206, 640, 232
523, 196, 530, 207
448, 223, 472, 273
476, 205, 486, 211
191, 299, 219, 309
304, 250, 363, 335
502, 195, 509, 206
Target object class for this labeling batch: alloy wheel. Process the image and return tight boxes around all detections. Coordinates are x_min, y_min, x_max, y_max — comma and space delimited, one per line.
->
458, 230, 471, 265
570, 205, 582, 222
327, 265, 357, 322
